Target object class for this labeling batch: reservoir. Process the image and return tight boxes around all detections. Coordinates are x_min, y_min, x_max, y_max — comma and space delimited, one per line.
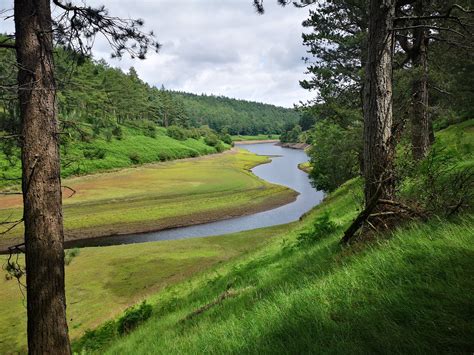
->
68, 142, 324, 248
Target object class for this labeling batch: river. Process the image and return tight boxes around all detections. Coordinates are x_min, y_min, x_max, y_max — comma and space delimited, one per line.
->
67, 142, 324, 248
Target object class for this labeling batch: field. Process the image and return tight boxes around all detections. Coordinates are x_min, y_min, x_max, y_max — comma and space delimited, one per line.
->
0, 149, 297, 250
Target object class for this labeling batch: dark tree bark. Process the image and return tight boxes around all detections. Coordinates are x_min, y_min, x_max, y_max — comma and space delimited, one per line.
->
14, 0, 71, 353
363, 0, 397, 205
411, 0, 432, 160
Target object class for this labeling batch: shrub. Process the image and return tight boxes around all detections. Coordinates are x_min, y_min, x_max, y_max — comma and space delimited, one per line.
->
83, 146, 106, 160
167, 125, 187, 140
73, 321, 117, 353
129, 152, 141, 164
400, 146, 473, 217
112, 125, 123, 140
296, 211, 337, 245
117, 301, 152, 335
220, 133, 232, 145
204, 133, 219, 147
104, 129, 113, 142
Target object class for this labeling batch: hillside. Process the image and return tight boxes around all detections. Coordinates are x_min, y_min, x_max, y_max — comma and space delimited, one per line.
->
61, 121, 472, 353
0, 124, 226, 188
173, 92, 299, 134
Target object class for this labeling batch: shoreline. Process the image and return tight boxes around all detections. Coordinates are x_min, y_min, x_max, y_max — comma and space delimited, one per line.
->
0, 147, 298, 252
234, 139, 279, 145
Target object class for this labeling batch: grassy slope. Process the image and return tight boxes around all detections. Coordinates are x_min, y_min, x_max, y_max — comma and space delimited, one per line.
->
92, 121, 472, 354
0, 126, 221, 188
0, 149, 296, 248
1, 122, 472, 353
0, 224, 295, 353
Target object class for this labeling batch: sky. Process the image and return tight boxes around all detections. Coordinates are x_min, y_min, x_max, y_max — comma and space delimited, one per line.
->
1, 1, 315, 107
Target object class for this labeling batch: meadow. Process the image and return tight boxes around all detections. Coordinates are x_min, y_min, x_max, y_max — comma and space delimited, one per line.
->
0, 148, 297, 249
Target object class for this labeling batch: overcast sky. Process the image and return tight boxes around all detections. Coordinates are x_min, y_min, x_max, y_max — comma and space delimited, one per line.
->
1, 1, 315, 107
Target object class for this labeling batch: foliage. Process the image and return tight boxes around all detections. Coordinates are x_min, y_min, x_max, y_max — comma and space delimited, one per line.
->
399, 142, 473, 217
296, 211, 337, 245
166, 125, 187, 141
117, 301, 153, 335
307, 121, 361, 192
279, 124, 302, 143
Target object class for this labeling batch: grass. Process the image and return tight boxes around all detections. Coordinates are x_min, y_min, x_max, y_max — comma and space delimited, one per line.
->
77, 178, 473, 354
0, 223, 295, 353
0, 149, 296, 249
297, 161, 312, 173
1, 121, 472, 353
231, 134, 279, 141
0, 125, 225, 189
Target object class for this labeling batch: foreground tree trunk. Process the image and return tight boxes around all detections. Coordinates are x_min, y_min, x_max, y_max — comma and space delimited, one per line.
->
411, 0, 431, 160
363, 0, 396, 205
14, 0, 71, 353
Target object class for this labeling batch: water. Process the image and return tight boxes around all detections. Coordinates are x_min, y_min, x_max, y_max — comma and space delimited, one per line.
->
67, 143, 324, 248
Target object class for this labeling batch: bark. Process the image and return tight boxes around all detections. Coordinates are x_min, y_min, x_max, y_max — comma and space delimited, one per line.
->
14, 0, 71, 353
411, 0, 432, 160
363, 0, 397, 205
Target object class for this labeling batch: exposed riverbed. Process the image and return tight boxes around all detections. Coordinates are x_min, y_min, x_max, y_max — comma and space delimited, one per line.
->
67, 143, 324, 248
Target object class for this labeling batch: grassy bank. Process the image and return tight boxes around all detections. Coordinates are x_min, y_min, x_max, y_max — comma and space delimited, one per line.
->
76, 178, 473, 354
0, 223, 295, 353
0, 149, 297, 249
0, 125, 224, 189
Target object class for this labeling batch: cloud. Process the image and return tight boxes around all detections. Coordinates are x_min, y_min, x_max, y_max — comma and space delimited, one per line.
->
0, 0, 315, 107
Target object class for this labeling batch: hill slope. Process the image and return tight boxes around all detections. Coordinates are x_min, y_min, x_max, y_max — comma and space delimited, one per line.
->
72, 121, 473, 354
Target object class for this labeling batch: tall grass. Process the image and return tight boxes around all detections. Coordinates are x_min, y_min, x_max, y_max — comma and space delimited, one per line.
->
74, 176, 473, 353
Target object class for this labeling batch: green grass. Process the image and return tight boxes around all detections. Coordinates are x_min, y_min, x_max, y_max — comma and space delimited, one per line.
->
0, 224, 295, 353
0, 149, 296, 249
0, 126, 225, 188
232, 134, 279, 141
1, 121, 472, 353
77, 179, 473, 354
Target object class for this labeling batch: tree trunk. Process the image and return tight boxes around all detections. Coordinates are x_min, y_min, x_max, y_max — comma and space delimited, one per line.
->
411, 0, 431, 160
363, 0, 396, 205
14, 0, 71, 353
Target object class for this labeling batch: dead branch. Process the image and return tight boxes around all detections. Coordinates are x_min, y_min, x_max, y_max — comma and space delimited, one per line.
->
62, 185, 76, 198
378, 199, 427, 219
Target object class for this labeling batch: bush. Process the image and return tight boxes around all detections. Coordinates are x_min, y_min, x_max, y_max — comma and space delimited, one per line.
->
83, 146, 106, 160
167, 125, 187, 140
204, 133, 219, 147
129, 152, 141, 164
220, 133, 233, 145
112, 125, 123, 140
296, 211, 337, 245
400, 146, 473, 216
117, 301, 152, 335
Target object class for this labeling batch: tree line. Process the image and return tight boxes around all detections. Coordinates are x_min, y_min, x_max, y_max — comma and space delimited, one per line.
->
0, 48, 299, 137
